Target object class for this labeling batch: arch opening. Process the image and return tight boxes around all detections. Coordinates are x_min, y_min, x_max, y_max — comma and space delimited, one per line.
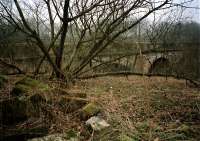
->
148, 57, 170, 75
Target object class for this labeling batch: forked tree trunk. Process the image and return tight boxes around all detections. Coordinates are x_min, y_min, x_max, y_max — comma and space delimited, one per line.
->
55, 0, 69, 78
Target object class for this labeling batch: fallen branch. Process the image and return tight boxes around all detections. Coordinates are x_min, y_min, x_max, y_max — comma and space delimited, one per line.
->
0, 58, 25, 74
77, 71, 200, 87
186, 79, 200, 88
77, 71, 165, 79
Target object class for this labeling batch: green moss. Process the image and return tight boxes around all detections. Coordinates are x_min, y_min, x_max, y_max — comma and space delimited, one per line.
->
59, 97, 87, 113
71, 92, 87, 98
17, 77, 49, 90
81, 102, 101, 119
135, 121, 149, 132
119, 134, 133, 141
177, 124, 191, 135
64, 130, 78, 139
11, 77, 49, 96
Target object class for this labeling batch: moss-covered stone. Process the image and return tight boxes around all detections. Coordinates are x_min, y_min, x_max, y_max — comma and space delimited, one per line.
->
27, 93, 49, 117
69, 92, 87, 98
27, 132, 79, 141
55, 88, 87, 98
16, 77, 36, 85
65, 130, 78, 139
1, 118, 49, 141
81, 103, 101, 120
11, 84, 31, 96
0, 97, 28, 125
0, 93, 48, 125
177, 124, 191, 135
59, 96, 88, 113
0, 75, 8, 88
11, 77, 49, 97
119, 134, 133, 141
29, 93, 48, 104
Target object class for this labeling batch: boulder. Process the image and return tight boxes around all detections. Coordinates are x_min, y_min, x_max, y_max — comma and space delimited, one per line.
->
67, 92, 87, 98
11, 77, 49, 97
0, 97, 27, 125
119, 134, 133, 141
58, 96, 88, 113
0, 93, 47, 125
177, 124, 191, 135
0, 118, 49, 141
86, 116, 110, 131
80, 103, 101, 120
55, 88, 87, 98
28, 130, 79, 141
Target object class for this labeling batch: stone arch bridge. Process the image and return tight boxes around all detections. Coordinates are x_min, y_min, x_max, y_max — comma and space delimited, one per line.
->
127, 42, 199, 75
94, 41, 200, 75
133, 50, 183, 74
95, 49, 183, 74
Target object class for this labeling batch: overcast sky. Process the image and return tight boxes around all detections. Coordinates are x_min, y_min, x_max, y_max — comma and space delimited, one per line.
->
141, 0, 199, 23
182, 0, 199, 22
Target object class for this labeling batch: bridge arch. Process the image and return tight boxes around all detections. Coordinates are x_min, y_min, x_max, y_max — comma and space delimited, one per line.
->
148, 57, 170, 74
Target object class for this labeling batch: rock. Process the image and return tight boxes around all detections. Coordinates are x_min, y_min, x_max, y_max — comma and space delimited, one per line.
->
58, 96, 88, 113
177, 124, 191, 134
86, 116, 110, 131
0, 75, 8, 88
11, 77, 49, 97
28, 131, 79, 141
0, 93, 48, 125
0, 97, 28, 125
55, 88, 87, 98
69, 92, 87, 98
119, 134, 133, 141
28, 134, 68, 141
154, 137, 160, 141
81, 103, 101, 120
27, 93, 49, 117
29, 93, 49, 104
0, 118, 49, 141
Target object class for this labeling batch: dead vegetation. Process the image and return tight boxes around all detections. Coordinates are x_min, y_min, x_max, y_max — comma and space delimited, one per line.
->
0, 75, 200, 141
74, 76, 200, 141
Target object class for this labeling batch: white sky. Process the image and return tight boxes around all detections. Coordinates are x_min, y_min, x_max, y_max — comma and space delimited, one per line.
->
179, 0, 200, 22
187, 0, 200, 22
145, 0, 200, 23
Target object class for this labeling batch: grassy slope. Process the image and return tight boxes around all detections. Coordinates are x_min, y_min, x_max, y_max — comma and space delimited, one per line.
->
72, 76, 200, 141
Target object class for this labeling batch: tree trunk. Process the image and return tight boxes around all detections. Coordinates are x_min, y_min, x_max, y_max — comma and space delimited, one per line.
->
55, 0, 70, 78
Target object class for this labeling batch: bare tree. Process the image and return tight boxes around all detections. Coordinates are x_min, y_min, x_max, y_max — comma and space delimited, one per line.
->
144, 5, 185, 49
0, 0, 192, 81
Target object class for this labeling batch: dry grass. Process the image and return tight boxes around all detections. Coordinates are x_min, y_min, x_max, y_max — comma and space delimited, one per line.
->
1, 75, 200, 141
72, 76, 200, 141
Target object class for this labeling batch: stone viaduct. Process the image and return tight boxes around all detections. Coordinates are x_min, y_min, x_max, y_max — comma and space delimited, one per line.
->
95, 42, 199, 76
